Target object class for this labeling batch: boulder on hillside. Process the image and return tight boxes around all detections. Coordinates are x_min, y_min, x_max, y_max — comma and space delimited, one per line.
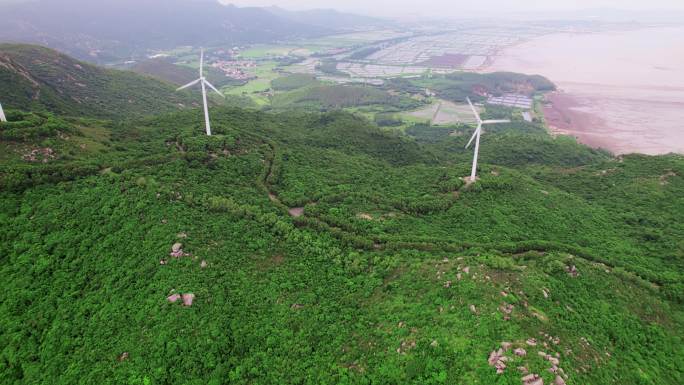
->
181, 293, 195, 306
167, 294, 181, 303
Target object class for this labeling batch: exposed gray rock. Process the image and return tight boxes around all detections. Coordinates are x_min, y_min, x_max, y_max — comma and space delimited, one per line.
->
167, 294, 181, 303
181, 293, 195, 306
522, 374, 543, 385
566, 265, 579, 277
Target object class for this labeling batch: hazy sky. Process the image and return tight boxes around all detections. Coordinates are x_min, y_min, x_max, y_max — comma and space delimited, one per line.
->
224, 0, 684, 18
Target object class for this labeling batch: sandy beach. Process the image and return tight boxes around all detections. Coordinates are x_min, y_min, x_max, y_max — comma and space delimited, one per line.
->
486, 26, 684, 155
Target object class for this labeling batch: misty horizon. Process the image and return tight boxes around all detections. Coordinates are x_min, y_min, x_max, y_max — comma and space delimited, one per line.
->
3, 0, 684, 20
222, 0, 684, 20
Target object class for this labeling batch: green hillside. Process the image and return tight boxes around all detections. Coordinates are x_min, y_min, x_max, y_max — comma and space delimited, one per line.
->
1, 103, 682, 385
271, 84, 422, 111
388, 72, 556, 103
0, 44, 208, 119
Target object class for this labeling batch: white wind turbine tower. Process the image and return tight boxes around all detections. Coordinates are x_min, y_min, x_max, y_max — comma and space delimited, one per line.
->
0, 102, 7, 122
465, 97, 510, 182
176, 48, 224, 136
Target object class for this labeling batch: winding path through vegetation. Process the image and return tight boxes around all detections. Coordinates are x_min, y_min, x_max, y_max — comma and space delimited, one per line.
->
238, 129, 659, 289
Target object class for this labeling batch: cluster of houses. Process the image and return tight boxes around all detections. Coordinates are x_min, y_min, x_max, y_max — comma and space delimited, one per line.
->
487, 94, 534, 109
211, 60, 257, 80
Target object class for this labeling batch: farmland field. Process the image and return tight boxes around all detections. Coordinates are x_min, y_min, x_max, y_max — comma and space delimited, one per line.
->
222, 61, 279, 96
407, 100, 480, 126
240, 45, 318, 59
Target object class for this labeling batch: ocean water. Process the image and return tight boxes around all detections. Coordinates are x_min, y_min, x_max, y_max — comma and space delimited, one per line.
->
487, 26, 684, 155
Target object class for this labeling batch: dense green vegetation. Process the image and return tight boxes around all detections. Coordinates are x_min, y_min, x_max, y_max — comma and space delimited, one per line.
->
388, 72, 556, 103
1, 103, 682, 385
0, 44, 208, 119
270, 74, 320, 91
0, 111, 77, 142
374, 112, 405, 127
1, 48, 682, 385
316, 59, 349, 77
271, 84, 422, 111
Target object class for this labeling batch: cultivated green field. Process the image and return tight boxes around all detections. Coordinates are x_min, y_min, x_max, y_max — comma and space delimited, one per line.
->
239, 45, 318, 59
405, 100, 480, 126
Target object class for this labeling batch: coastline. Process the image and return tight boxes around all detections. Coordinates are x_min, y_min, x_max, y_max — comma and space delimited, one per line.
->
481, 26, 684, 155
540, 82, 684, 155
541, 90, 616, 152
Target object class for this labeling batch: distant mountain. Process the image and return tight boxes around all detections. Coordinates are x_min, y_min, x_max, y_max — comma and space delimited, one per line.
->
0, 0, 329, 63
264, 6, 390, 30
0, 44, 203, 119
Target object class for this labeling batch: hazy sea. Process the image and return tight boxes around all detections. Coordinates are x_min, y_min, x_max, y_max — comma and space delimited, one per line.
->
487, 26, 684, 155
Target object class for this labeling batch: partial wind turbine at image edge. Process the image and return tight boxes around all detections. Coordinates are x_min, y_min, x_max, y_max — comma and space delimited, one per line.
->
176, 48, 224, 136
0, 102, 7, 122
465, 97, 510, 182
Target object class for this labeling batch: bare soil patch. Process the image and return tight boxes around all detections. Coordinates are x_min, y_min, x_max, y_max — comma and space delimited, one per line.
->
288, 207, 304, 217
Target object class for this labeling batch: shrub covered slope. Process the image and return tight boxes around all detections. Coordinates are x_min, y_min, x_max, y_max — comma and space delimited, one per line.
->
0, 104, 683, 385
0, 44, 207, 119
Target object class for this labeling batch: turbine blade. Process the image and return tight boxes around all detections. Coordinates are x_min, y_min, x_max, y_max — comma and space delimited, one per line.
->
176, 78, 201, 91
467, 97, 481, 123
482, 119, 511, 124
204, 80, 224, 97
200, 48, 204, 77
465, 124, 481, 149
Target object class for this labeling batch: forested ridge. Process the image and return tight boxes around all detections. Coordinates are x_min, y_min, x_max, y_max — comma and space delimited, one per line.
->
1, 100, 683, 385
0, 44, 210, 119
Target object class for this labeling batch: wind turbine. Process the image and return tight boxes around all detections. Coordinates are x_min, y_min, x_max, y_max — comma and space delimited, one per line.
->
0, 102, 6, 122
176, 49, 224, 136
464, 98, 510, 182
